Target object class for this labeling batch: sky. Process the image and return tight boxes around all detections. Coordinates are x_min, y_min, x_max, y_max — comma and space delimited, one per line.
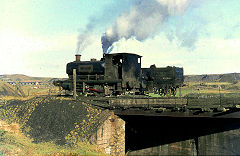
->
0, 0, 240, 78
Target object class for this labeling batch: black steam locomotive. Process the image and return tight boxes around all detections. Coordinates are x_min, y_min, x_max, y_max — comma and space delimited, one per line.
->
54, 53, 184, 96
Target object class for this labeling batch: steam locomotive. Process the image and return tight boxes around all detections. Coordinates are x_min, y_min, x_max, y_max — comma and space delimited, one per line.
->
54, 53, 184, 96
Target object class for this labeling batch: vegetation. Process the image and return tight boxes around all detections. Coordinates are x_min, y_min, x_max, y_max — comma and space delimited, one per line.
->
0, 121, 101, 155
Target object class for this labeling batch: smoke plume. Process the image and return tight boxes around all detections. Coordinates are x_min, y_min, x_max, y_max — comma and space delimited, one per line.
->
101, 0, 191, 53
75, 17, 99, 54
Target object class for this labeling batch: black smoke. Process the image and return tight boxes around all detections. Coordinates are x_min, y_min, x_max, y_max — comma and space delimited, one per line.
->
101, 0, 192, 53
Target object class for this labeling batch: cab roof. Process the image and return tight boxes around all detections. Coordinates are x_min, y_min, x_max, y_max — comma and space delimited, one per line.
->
105, 52, 142, 58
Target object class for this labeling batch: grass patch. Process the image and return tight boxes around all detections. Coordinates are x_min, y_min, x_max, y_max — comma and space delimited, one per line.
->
148, 81, 240, 98
20, 85, 59, 97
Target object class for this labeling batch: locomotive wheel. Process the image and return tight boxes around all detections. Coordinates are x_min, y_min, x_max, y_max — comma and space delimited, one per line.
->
158, 88, 165, 96
164, 89, 167, 96
158, 89, 164, 96
170, 87, 176, 96
168, 88, 172, 97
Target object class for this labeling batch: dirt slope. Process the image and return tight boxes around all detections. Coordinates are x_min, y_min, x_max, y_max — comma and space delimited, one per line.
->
0, 81, 24, 97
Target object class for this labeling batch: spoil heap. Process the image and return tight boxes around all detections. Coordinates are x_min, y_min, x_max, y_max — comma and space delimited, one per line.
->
0, 96, 111, 146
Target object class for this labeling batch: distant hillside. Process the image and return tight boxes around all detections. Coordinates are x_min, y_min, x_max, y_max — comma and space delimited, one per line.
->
185, 73, 240, 83
2, 73, 240, 84
0, 81, 25, 97
0, 74, 66, 83
0, 74, 53, 82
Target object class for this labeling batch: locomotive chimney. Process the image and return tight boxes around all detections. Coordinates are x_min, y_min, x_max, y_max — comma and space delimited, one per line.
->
75, 54, 81, 61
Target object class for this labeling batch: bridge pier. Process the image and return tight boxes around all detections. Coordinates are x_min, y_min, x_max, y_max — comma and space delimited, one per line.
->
91, 112, 125, 155
90, 112, 240, 155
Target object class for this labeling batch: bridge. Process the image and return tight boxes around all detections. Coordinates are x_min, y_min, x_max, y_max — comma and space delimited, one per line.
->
78, 96, 240, 155
88, 96, 240, 117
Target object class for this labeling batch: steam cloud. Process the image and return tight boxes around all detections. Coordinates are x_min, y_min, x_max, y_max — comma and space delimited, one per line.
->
76, 33, 89, 54
101, 0, 191, 54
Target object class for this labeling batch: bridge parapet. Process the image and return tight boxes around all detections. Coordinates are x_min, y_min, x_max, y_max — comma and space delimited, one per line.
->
87, 96, 240, 118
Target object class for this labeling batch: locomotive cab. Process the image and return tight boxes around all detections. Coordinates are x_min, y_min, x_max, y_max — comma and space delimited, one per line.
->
104, 53, 142, 93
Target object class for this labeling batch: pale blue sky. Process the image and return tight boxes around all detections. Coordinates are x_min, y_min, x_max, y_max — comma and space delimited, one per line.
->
0, 0, 240, 77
